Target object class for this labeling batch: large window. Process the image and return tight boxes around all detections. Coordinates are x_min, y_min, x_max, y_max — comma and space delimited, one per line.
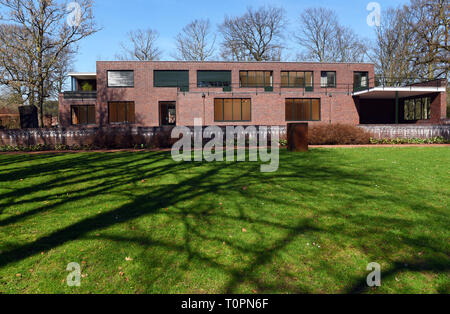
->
197, 71, 231, 87
214, 98, 251, 122
285, 99, 320, 121
321, 71, 336, 88
404, 97, 431, 120
281, 71, 313, 89
239, 71, 272, 88
71, 105, 96, 125
108, 102, 135, 124
354, 72, 369, 91
154, 70, 189, 88
107, 71, 134, 87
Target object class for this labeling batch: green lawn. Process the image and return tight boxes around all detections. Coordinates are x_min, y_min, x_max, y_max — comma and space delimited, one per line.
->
0, 148, 448, 294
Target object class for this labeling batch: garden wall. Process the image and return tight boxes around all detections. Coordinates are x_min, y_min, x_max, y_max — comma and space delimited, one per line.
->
359, 125, 450, 140
1, 124, 449, 149
0, 126, 287, 149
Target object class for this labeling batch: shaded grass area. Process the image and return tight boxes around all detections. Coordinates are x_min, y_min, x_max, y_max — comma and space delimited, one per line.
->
0, 148, 448, 294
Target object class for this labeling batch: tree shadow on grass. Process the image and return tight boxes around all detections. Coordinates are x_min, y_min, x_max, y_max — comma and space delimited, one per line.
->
0, 149, 448, 293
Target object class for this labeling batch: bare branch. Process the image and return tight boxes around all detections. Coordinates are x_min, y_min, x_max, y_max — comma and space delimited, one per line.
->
219, 6, 286, 61
116, 28, 161, 61
174, 19, 215, 61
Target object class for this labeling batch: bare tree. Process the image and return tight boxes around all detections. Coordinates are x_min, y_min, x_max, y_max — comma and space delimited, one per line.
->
174, 19, 215, 61
295, 7, 368, 63
406, 0, 449, 80
219, 6, 287, 61
370, 7, 418, 85
333, 26, 368, 63
0, 24, 36, 105
0, 0, 99, 127
370, 0, 448, 85
48, 47, 75, 98
294, 8, 337, 62
116, 29, 161, 61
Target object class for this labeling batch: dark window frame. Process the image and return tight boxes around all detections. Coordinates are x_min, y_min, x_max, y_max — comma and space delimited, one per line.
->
197, 70, 232, 87
321, 71, 337, 88
280, 71, 314, 89
214, 98, 252, 122
108, 101, 136, 124
354, 71, 369, 90
71, 105, 96, 125
285, 98, 321, 122
153, 70, 190, 88
107, 70, 135, 88
239, 71, 273, 88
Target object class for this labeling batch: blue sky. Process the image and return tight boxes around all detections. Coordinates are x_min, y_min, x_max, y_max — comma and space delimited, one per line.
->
74, 0, 409, 72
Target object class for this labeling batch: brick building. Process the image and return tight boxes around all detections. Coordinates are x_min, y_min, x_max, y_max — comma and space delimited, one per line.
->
59, 61, 447, 128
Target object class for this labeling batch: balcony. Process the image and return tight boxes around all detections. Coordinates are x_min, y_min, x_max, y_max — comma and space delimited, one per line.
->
63, 91, 97, 99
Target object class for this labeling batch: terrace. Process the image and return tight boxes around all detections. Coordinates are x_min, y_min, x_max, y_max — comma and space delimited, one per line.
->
63, 73, 97, 99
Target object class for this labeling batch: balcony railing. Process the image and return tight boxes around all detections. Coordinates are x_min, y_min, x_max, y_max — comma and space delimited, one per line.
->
63, 91, 97, 99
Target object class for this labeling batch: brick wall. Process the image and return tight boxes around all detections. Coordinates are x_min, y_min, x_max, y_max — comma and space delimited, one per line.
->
60, 61, 375, 128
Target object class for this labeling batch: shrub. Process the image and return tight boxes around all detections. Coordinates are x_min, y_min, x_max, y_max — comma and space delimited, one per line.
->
308, 124, 372, 145
370, 137, 448, 145
81, 82, 94, 92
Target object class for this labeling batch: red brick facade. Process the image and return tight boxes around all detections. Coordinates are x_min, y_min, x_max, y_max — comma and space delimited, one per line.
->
59, 61, 447, 128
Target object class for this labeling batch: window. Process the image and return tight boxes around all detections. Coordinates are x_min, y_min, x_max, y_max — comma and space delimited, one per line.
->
197, 71, 231, 87
285, 99, 320, 121
404, 97, 431, 120
107, 71, 134, 87
154, 70, 189, 88
214, 98, 251, 122
321, 71, 336, 88
71, 105, 96, 125
354, 72, 369, 91
108, 102, 135, 124
281, 71, 313, 89
239, 71, 272, 87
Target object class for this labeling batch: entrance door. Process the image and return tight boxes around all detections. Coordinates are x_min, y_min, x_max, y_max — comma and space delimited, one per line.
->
159, 101, 176, 126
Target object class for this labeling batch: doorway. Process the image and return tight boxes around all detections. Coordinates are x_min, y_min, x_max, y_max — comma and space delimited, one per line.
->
159, 101, 176, 126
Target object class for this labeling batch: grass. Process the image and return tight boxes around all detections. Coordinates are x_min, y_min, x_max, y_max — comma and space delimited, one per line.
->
0, 147, 448, 294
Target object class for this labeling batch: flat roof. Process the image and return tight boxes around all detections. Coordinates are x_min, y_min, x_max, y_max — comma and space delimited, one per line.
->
96, 60, 375, 65
353, 86, 446, 99
68, 72, 97, 79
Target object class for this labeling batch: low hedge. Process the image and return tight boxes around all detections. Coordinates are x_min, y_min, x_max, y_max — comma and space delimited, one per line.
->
370, 137, 448, 145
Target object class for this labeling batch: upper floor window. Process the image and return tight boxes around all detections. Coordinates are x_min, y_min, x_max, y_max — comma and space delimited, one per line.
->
239, 71, 272, 88
281, 71, 313, 89
107, 70, 134, 88
108, 101, 135, 124
404, 97, 431, 121
321, 71, 336, 88
154, 70, 189, 88
197, 71, 231, 87
71, 105, 95, 125
354, 72, 369, 91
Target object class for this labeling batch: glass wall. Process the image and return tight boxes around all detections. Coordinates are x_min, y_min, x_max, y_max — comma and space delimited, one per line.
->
404, 97, 431, 120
